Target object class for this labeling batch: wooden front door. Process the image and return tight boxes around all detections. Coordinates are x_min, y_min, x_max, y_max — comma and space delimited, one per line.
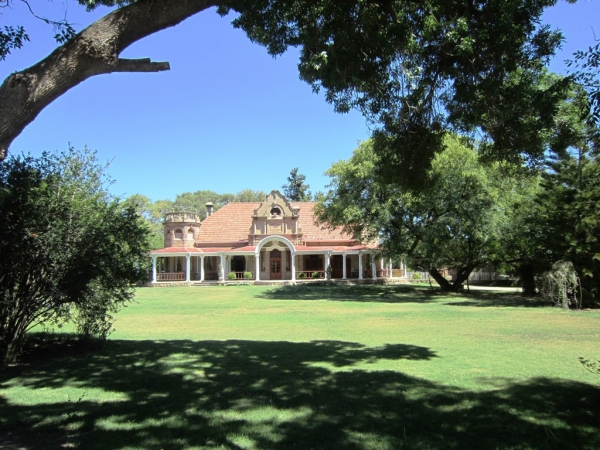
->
331, 255, 343, 279
270, 250, 282, 280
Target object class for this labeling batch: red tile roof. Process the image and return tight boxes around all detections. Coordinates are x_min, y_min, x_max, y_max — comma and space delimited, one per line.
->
155, 200, 378, 254
196, 203, 259, 244
292, 202, 350, 241
196, 202, 353, 244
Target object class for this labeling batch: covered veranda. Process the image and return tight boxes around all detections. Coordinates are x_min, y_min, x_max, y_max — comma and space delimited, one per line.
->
149, 236, 404, 283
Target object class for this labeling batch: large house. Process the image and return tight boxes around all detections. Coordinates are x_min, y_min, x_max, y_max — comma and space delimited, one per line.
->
150, 190, 401, 284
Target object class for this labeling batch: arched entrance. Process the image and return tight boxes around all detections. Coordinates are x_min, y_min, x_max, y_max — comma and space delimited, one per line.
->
270, 249, 282, 280
255, 235, 296, 281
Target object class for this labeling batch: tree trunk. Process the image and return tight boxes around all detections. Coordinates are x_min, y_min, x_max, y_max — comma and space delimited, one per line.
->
0, 0, 224, 159
0, 316, 28, 366
452, 265, 475, 291
519, 262, 537, 296
429, 266, 475, 292
428, 268, 452, 290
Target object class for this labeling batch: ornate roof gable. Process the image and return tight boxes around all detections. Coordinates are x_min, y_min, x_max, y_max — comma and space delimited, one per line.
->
249, 190, 302, 244
253, 190, 299, 218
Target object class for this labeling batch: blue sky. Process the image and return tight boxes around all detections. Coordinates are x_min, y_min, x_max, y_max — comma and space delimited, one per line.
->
1, 1, 599, 202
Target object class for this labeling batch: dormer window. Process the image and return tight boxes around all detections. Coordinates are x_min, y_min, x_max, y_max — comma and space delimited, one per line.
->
270, 207, 282, 217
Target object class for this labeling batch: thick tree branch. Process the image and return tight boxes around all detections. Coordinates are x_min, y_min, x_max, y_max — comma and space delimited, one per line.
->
0, 0, 224, 159
114, 58, 170, 73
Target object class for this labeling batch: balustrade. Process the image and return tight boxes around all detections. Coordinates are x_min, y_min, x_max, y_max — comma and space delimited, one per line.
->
156, 272, 185, 281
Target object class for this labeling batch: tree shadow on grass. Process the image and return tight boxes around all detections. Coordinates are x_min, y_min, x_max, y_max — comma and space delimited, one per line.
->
255, 284, 443, 304
444, 291, 551, 308
0, 335, 598, 449
256, 284, 554, 308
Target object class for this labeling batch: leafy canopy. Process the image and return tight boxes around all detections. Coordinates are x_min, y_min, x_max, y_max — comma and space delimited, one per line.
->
316, 135, 520, 290
220, 0, 568, 187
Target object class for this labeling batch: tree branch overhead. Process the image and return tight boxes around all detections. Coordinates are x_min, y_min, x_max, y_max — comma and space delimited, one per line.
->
115, 58, 170, 73
0, 0, 224, 159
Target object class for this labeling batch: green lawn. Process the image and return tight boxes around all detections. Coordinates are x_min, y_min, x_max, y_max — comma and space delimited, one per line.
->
1, 284, 599, 449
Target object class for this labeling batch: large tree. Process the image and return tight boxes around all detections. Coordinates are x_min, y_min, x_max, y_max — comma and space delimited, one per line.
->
0, 147, 149, 365
1, 0, 570, 180
315, 136, 519, 291
222, 0, 568, 188
494, 81, 597, 296
0, 0, 223, 159
568, 40, 600, 124
534, 135, 600, 304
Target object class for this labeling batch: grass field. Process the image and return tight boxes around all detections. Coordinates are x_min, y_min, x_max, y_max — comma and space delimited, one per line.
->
1, 284, 599, 449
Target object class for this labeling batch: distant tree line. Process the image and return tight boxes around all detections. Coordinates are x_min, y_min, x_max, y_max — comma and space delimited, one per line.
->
122, 189, 267, 250
124, 168, 317, 250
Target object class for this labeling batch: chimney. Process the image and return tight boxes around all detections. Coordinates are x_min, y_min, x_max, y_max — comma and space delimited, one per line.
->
205, 202, 214, 217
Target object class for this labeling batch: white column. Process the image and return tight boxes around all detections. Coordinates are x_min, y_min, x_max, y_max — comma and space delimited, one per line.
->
389, 258, 393, 277
291, 252, 296, 282
220, 254, 225, 279
200, 255, 205, 282
358, 253, 363, 280
326, 252, 331, 280
372, 254, 377, 280
380, 258, 385, 277
342, 253, 347, 280
185, 254, 191, 282
152, 256, 157, 283
255, 253, 260, 281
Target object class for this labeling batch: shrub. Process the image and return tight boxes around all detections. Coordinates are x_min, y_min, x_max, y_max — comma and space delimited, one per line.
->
243, 271, 252, 279
0, 148, 149, 365
412, 273, 422, 281
227, 272, 236, 280
298, 272, 306, 279
312, 271, 320, 279
540, 261, 581, 309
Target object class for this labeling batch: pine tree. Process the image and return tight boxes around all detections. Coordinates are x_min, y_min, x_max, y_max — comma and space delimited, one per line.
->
282, 168, 312, 201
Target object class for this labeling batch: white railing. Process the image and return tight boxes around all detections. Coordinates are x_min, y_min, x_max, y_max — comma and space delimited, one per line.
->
468, 272, 513, 281
156, 272, 185, 281
406, 271, 431, 281
404, 271, 515, 282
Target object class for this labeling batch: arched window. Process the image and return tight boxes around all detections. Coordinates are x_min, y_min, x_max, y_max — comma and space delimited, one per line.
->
174, 229, 183, 239
270, 207, 282, 217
